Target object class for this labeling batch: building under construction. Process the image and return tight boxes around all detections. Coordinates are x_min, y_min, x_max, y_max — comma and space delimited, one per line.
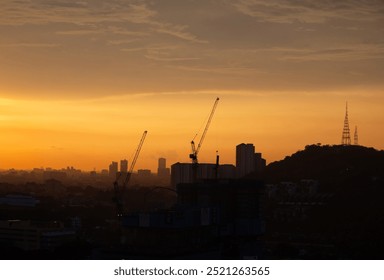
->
115, 98, 265, 259
120, 178, 265, 259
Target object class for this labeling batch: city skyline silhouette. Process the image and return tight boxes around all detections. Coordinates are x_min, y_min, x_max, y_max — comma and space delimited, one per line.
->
0, 99, 381, 172
0, 143, 383, 260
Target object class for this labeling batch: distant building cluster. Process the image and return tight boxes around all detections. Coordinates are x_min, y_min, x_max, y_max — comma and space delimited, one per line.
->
107, 143, 267, 188
108, 157, 171, 186
0, 144, 265, 189
109, 161, 119, 178
171, 143, 266, 187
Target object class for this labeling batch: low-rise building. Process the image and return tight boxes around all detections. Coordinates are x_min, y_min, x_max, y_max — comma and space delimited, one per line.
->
0, 220, 75, 251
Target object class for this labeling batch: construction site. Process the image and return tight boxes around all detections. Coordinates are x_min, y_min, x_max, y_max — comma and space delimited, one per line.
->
108, 97, 265, 259
1, 101, 383, 260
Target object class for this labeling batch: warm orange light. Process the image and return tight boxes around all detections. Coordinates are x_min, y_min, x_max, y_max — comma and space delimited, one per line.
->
0, 89, 383, 172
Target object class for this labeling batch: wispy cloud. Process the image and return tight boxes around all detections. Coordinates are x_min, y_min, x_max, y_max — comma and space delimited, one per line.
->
120, 47, 145, 52
56, 30, 102, 36
172, 64, 267, 76
144, 45, 200, 62
1, 0, 206, 44
145, 55, 200, 62
0, 43, 60, 48
263, 44, 384, 61
233, 0, 384, 23
1, 1, 154, 26
153, 23, 209, 44
1, 0, 383, 96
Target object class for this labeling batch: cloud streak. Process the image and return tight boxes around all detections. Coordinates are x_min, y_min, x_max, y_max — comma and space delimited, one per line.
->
233, 0, 384, 23
1, 0, 206, 44
251, 44, 384, 61
0, 43, 60, 48
1, 1, 153, 26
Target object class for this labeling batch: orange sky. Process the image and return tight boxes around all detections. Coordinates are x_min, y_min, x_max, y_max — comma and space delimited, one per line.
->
0, 89, 383, 172
0, 1, 383, 172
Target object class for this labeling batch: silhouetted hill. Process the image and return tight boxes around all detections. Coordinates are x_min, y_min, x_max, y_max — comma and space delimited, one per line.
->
264, 144, 384, 191
263, 145, 384, 259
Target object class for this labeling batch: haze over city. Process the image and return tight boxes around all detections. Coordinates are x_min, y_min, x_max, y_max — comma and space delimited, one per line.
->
1, 0, 383, 171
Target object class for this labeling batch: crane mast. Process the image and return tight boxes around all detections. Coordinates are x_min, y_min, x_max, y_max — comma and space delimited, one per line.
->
114, 130, 147, 216
122, 130, 147, 189
189, 97, 219, 165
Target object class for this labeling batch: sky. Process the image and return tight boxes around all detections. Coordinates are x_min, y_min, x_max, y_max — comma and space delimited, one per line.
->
0, 0, 383, 172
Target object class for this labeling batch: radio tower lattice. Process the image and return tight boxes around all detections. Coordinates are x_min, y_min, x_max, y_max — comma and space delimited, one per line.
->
341, 102, 351, 145
354, 125, 358, 145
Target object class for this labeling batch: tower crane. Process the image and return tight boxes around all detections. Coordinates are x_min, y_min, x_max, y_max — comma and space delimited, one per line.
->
189, 97, 219, 166
114, 130, 147, 217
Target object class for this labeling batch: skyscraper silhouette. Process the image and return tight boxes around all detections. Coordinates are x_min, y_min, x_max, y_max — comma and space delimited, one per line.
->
158, 158, 166, 170
120, 159, 128, 173
236, 143, 255, 178
157, 158, 167, 175
109, 161, 118, 178
236, 143, 266, 178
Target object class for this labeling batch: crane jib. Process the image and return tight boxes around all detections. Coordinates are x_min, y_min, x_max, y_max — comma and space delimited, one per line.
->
190, 97, 219, 164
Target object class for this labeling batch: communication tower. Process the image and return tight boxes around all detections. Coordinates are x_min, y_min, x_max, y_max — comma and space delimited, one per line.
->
341, 102, 351, 145
354, 125, 359, 145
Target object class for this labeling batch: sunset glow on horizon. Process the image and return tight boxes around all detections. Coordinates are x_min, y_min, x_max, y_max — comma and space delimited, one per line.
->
1, 89, 382, 172
1, 0, 383, 172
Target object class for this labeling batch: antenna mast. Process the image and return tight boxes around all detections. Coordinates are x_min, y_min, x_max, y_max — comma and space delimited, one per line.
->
354, 125, 358, 145
341, 102, 351, 145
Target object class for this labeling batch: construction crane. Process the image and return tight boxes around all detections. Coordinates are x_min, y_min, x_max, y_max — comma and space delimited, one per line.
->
114, 130, 147, 217
189, 97, 219, 166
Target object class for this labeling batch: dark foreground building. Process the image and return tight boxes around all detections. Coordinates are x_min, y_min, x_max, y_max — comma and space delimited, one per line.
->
120, 179, 265, 259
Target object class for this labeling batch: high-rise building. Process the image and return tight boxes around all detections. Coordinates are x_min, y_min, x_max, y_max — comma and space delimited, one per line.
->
254, 152, 266, 175
120, 159, 128, 173
158, 157, 170, 178
109, 161, 118, 178
236, 143, 256, 178
236, 143, 266, 178
158, 158, 166, 169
